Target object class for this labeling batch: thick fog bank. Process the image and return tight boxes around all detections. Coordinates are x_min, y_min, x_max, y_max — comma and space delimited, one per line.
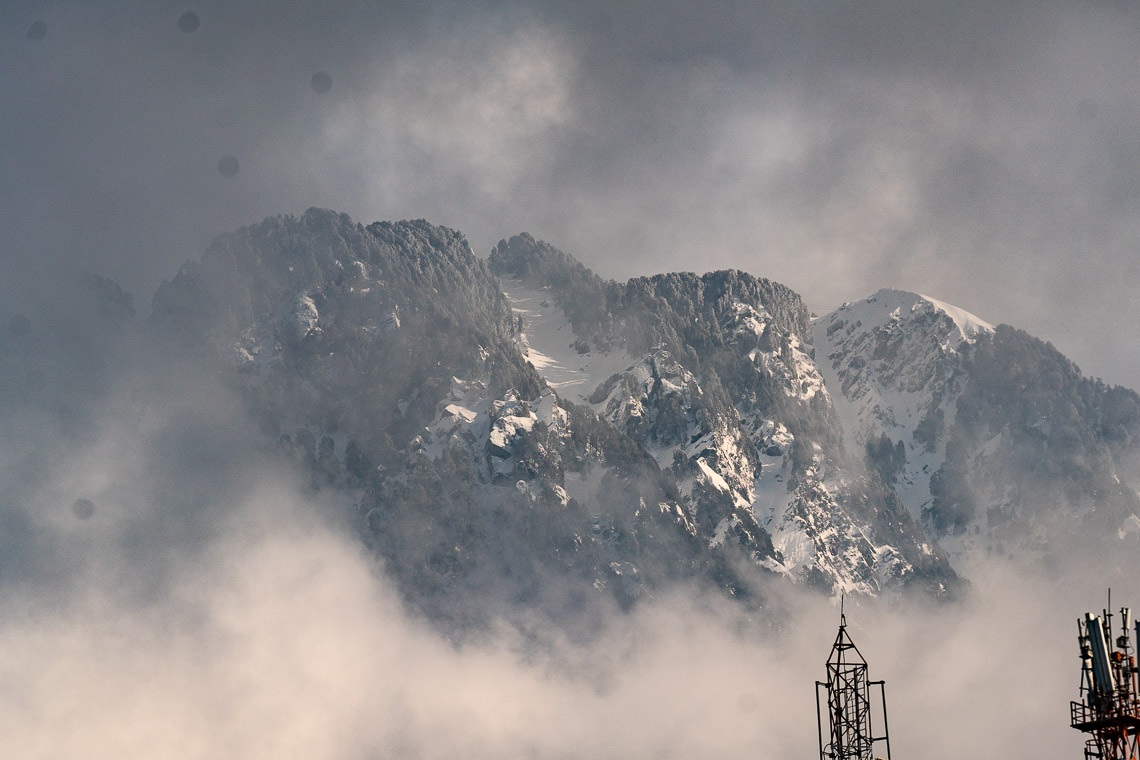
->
0, 358, 1118, 759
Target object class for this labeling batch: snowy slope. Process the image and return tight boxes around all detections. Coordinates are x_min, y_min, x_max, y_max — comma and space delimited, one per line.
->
814, 289, 993, 519
500, 278, 637, 402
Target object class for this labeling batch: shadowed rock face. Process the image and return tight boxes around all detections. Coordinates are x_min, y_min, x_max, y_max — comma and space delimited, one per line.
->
151, 208, 542, 454
146, 211, 1140, 633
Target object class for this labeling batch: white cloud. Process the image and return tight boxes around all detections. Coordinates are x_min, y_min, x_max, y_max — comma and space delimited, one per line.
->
0, 470, 1105, 760
320, 22, 575, 211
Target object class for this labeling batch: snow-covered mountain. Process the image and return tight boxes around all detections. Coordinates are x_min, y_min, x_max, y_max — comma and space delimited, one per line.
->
147, 209, 1140, 629
814, 288, 992, 523
815, 289, 1140, 562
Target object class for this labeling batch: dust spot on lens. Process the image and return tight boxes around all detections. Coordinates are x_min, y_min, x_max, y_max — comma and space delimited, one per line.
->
8, 315, 31, 336
27, 20, 47, 41
217, 155, 239, 177
72, 498, 95, 520
310, 71, 333, 93
177, 11, 200, 34
737, 691, 759, 714
1078, 98, 1098, 120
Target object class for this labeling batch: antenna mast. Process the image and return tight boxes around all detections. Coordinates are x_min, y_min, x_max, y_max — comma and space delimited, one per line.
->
1071, 593, 1140, 760
816, 608, 892, 760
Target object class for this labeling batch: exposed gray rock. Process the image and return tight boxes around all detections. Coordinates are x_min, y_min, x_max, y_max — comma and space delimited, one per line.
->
150, 212, 1140, 632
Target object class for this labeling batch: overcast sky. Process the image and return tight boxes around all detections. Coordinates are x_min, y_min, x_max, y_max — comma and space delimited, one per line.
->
4, 0, 1140, 390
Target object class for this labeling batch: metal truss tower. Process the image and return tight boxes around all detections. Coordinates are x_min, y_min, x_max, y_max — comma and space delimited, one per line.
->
816, 609, 892, 760
1071, 594, 1140, 760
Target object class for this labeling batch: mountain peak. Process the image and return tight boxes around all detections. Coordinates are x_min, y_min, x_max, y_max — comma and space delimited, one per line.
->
910, 292, 993, 340
838, 288, 994, 345
488, 233, 599, 287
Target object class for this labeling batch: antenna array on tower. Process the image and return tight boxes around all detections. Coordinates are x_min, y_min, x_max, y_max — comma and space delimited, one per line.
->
1071, 595, 1140, 760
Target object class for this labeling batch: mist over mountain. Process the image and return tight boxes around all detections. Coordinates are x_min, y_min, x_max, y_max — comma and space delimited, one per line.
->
5, 206, 1140, 758
10, 4, 1140, 756
817, 289, 1140, 560
139, 208, 1140, 634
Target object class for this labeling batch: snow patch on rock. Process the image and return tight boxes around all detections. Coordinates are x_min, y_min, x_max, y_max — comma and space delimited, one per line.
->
500, 278, 636, 399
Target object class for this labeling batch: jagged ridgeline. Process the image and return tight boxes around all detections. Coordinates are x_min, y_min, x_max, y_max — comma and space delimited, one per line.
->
149, 208, 1140, 631
148, 210, 956, 629
148, 210, 755, 627
488, 234, 955, 597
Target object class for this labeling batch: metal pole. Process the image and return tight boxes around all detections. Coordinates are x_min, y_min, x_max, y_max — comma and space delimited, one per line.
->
816, 681, 827, 760
875, 680, 892, 760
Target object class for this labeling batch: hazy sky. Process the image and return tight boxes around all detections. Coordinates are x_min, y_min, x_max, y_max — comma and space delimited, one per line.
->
5, 1, 1140, 386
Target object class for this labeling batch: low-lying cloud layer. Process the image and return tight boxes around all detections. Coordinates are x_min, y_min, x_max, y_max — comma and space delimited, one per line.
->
0, 488, 1112, 760
0, 347, 1126, 759
1, 497, 1123, 758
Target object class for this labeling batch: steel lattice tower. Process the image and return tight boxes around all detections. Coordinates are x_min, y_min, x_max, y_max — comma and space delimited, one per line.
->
1071, 595, 1140, 760
816, 611, 892, 760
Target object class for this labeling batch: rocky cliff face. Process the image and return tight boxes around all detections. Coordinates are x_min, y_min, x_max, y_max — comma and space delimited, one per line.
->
487, 234, 954, 598
148, 210, 1140, 630
150, 211, 774, 630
